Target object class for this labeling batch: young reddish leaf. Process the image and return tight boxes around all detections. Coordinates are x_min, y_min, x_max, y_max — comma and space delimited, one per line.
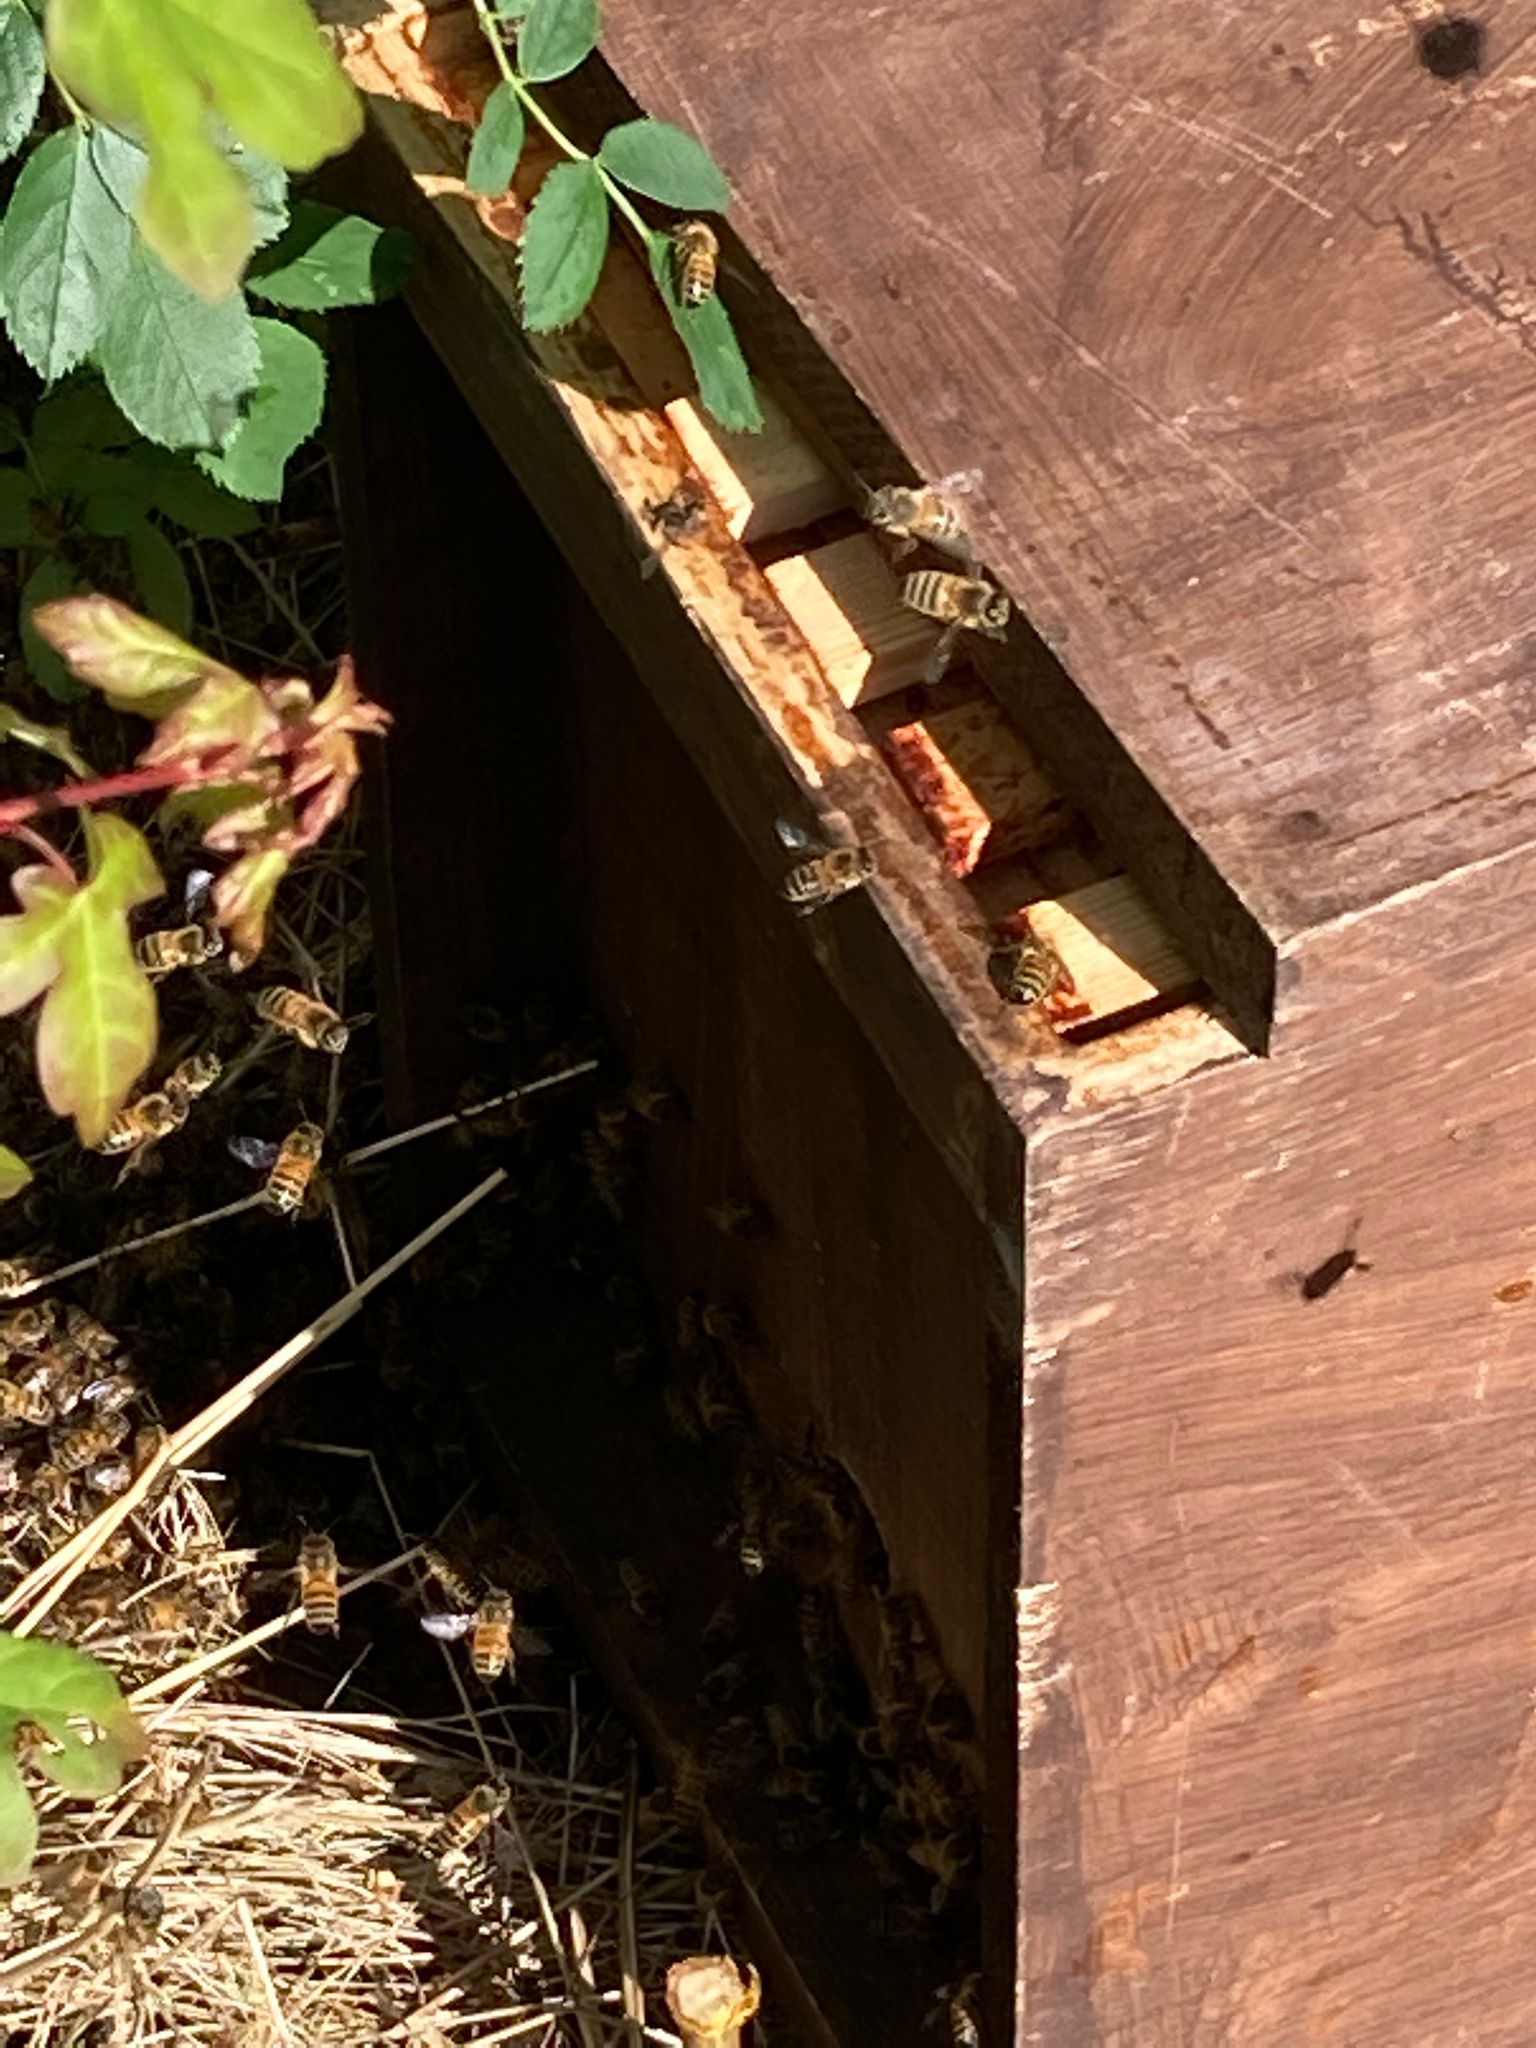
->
212, 845, 290, 962
138, 668, 279, 776
34, 813, 162, 1147
29, 593, 241, 715
0, 1148, 32, 1203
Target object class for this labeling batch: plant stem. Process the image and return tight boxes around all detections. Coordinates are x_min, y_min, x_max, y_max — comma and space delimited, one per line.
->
469, 0, 651, 239
2, 822, 74, 881
0, 762, 194, 832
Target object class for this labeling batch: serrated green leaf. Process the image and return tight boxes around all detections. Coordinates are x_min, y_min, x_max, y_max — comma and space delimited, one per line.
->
0, 6, 45, 167
0, 703, 91, 778
96, 240, 261, 450
30, 376, 138, 454
246, 201, 414, 311
37, 812, 161, 1146
598, 120, 730, 211
143, 454, 260, 538
520, 160, 608, 332
20, 556, 90, 702
124, 517, 193, 634
233, 140, 288, 249
0, 468, 39, 547
0, 1147, 30, 1203
0, 1752, 37, 1887
0, 129, 133, 380
517, 0, 599, 81
647, 231, 760, 433
196, 316, 325, 502
465, 82, 525, 199
47, 0, 361, 173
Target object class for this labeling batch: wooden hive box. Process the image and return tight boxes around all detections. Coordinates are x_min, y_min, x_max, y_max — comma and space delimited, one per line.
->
327, 5, 1536, 2042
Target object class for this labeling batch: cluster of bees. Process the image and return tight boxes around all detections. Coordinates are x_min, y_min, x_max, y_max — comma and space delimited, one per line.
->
617, 1290, 983, 1957
0, 1297, 162, 1550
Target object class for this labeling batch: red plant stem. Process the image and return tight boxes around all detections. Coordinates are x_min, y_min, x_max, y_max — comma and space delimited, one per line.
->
0, 762, 208, 832
2, 823, 74, 881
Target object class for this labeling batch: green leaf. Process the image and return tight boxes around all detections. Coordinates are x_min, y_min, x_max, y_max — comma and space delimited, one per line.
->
0, 1147, 30, 1203
233, 141, 289, 249
20, 556, 90, 702
124, 518, 194, 635
47, 0, 362, 173
0, 5, 46, 166
598, 119, 731, 211
246, 200, 414, 310
0, 468, 39, 547
143, 453, 261, 538
0, 864, 73, 1016
517, 0, 599, 81
25, 593, 233, 710
0, 129, 133, 380
37, 812, 162, 1146
0, 403, 22, 454
465, 82, 525, 199
96, 239, 261, 451
30, 376, 138, 454
0, 1752, 37, 1888
137, 124, 254, 301
197, 317, 324, 501
647, 231, 761, 433
0, 1631, 145, 1770
0, 703, 91, 777
520, 160, 608, 332
39, 446, 155, 519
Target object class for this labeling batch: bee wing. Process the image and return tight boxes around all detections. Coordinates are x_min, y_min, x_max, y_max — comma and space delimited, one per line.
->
421, 1612, 476, 1642
183, 868, 215, 918
773, 817, 820, 855
228, 1135, 279, 1172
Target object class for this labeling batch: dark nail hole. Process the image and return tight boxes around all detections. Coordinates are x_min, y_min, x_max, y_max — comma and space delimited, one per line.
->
1416, 16, 1485, 80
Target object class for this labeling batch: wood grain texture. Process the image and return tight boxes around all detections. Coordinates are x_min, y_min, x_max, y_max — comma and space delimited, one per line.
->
880, 691, 1082, 876
765, 534, 940, 704
1024, 836, 1536, 2043
665, 392, 847, 542
1027, 877, 1200, 1023
596, 0, 1536, 965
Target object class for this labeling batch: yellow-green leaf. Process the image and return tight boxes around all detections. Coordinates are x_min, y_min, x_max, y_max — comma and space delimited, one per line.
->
213, 844, 290, 962
34, 814, 162, 1147
0, 703, 92, 779
137, 126, 253, 301
0, 867, 74, 1016
0, 1752, 36, 1888
28, 594, 235, 714
0, 1147, 32, 1202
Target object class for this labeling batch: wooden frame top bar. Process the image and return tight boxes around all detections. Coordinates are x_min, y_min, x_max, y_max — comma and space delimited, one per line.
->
596, 0, 1536, 947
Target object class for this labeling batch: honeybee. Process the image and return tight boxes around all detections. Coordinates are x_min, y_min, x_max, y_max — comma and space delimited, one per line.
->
900, 570, 1011, 685
165, 1050, 222, 1105
0, 1304, 50, 1358
762, 1701, 809, 1769
672, 219, 719, 306
0, 1447, 23, 1496
662, 1380, 704, 1445
297, 1532, 340, 1634
231, 1123, 326, 1217
85, 1457, 132, 1496
62, 1305, 118, 1362
421, 1547, 478, 1611
12, 1718, 63, 1767
468, 1587, 514, 1681
121, 1883, 165, 1938
0, 1376, 56, 1424
989, 922, 1080, 1021
694, 1362, 748, 1437
617, 1556, 667, 1625
660, 1751, 708, 1829
253, 986, 349, 1055
0, 1262, 35, 1301
775, 817, 876, 916
865, 470, 983, 565
435, 1780, 508, 1856
17, 1347, 85, 1417
52, 1409, 130, 1473
96, 1090, 187, 1157
28, 1461, 70, 1511
135, 924, 222, 977
79, 1369, 138, 1415
132, 1421, 169, 1476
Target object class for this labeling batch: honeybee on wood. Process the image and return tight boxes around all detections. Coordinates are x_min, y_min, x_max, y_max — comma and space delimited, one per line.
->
135, 924, 222, 977
52, 1409, 130, 1473
775, 817, 876, 916
253, 986, 349, 1055
672, 219, 720, 306
865, 470, 983, 565
434, 1779, 508, 1857
230, 1123, 326, 1217
0, 1262, 35, 1301
901, 569, 1011, 684
165, 1050, 222, 1106
297, 1532, 340, 1634
617, 1556, 668, 1625
96, 1089, 188, 1157
988, 919, 1086, 1026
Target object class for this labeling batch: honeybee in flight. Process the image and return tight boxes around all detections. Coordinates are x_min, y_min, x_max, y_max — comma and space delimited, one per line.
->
422, 1586, 516, 1683
297, 1532, 340, 1634
672, 219, 720, 306
253, 986, 350, 1055
96, 1089, 188, 1157
864, 470, 983, 565
900, 570, 1011, 684
775, 818, 876, 916
166, 1050, 222, 1108
135, 923, 223, 977
52, 1408, 130, 1473
230, 1123, 326, 1217
434, 1779, 508, 1856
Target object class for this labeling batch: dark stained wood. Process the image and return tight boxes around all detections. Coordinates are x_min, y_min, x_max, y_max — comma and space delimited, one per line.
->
596, 0, 1536, 980
1024, 835, 1536, 2042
